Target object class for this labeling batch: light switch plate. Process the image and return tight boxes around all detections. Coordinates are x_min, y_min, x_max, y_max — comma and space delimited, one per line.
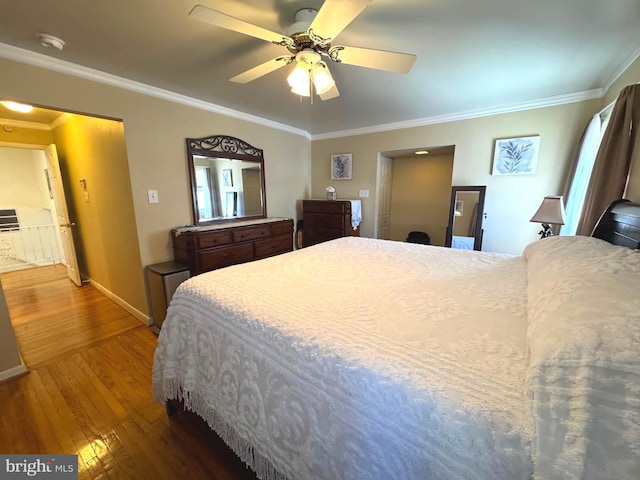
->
359, 190, 369, 198
148, 189, 159, 204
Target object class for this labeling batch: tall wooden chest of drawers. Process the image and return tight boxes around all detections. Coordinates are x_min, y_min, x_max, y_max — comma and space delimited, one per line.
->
302, 200, 360, 247
172, 218, 293, 275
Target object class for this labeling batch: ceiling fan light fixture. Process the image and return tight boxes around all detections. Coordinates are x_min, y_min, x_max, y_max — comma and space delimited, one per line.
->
311, 62, 335, 95
290, 83, 310, 97
287, 61, 311, 96
189, 3, 415, 102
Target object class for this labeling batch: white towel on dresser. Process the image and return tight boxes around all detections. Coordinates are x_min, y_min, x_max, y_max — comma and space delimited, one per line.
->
349, 199, 362, 230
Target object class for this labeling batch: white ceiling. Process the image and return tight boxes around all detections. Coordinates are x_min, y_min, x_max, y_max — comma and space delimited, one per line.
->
0, 0, 638, 137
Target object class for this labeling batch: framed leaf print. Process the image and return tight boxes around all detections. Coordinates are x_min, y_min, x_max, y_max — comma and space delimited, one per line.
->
331, 153, 352, 180
491, 136, 540, 175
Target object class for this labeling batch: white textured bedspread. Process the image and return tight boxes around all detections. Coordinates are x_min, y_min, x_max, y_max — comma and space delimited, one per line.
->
524, 236, 640, 480
153, 237, 531, 479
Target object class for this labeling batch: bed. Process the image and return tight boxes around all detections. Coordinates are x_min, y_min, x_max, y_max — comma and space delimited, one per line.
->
152, 200, 640, 480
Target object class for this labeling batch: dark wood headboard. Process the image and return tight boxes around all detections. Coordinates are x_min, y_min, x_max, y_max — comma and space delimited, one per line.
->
591, 199, 640, 249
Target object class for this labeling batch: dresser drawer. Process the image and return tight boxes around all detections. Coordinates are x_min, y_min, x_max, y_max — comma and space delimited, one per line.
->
196, 231, 233, 249
304, 228, 344, 245
303, 200, 349, 214
197, 243, 254, 272
254, 233, 292, 258
172, 219, 294, 275
271, 220, 294, 235
232, 225, 271, 242
304, 213, 345, 230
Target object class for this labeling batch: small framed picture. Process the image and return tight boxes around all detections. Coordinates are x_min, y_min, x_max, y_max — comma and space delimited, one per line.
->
331, 153, 352, 180
491, 135, 540, 175
222, 169, 233, 187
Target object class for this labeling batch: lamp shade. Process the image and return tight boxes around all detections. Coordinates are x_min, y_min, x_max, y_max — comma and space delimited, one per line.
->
530, 196, 566, 225
311, 62, 335, 95
287, 62, 311, 97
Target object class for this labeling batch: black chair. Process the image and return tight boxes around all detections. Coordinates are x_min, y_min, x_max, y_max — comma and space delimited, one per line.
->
406, 231, 430, 245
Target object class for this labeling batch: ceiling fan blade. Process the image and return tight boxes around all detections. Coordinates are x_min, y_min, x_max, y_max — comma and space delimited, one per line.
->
189, 4, 291, 45
330, 45, 416, 74
319, 84, 340, 101
308, 0, 370, 42
230, 56, 293, 84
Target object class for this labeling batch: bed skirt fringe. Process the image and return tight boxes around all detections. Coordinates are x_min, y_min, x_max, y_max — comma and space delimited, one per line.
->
155, 379, 289, 480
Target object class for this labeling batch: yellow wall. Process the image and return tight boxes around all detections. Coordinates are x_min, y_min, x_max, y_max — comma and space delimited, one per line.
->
0, 56, 310, 317
312, 100, 600, 254
388, 153, 453, 245
51, 115, 146, 315
0, 125, 52, 145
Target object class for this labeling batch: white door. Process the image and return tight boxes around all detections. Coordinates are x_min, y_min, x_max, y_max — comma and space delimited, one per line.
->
375, 155, 393, 239
45, 144, 82, 286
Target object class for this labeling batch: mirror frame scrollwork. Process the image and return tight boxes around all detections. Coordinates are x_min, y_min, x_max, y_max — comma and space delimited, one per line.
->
186, 135, 267, 226
445, 185, 486, 251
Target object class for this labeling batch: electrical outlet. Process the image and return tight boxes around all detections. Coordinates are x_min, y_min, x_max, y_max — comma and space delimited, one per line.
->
359, 189, 369, 198
148, 189, 159, 204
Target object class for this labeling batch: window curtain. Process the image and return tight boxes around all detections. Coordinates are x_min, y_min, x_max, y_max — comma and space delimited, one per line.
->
576, 84, 640, 235
560, 108, 611, 236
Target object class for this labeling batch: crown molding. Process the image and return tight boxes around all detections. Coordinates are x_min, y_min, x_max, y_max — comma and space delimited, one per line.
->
311, 89, 604, 141
0, 112, 72, 131
0, 117, 51, 131
50, 112, 73, 130
0, 42, 620, 143
603, 45, 640, 95
0, 42, 311, 140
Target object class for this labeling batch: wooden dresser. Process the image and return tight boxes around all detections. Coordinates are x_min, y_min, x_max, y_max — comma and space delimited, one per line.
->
172, 218, 293, 275
303, 200, 360, 247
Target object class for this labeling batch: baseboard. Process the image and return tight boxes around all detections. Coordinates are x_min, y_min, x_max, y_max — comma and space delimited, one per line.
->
0, 362, 29, 383
89, 279, 152, 327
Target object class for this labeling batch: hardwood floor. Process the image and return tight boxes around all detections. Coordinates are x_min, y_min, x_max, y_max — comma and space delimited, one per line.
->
0, 265, 258, 480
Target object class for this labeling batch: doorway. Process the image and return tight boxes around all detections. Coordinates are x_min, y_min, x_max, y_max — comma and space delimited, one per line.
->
0, 146, 65, 273
376, 146, 455, 246
0, 101, 145, 320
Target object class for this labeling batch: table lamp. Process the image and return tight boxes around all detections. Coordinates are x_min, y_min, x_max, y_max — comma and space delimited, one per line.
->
530, 196, 566, 238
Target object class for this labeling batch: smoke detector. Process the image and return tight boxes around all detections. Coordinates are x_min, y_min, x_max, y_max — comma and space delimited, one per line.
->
37, 33, 65, 51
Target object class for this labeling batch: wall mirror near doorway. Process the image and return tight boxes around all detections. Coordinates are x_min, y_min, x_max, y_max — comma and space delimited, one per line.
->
445, 186, 486, 251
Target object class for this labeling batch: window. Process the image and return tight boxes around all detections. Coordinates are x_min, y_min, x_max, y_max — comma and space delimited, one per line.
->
560, 105, 613, 236
0, 209, 19, 232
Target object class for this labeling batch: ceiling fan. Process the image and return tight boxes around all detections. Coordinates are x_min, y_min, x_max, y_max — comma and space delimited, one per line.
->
189, 0, 417, 100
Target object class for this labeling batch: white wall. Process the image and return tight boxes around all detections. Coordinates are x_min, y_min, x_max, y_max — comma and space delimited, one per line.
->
0, 147, 52, 210
0, 147, 60, 266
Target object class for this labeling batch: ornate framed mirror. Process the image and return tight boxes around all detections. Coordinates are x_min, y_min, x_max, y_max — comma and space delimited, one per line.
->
445, 185, 486, 251
186, 135, 267, 226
